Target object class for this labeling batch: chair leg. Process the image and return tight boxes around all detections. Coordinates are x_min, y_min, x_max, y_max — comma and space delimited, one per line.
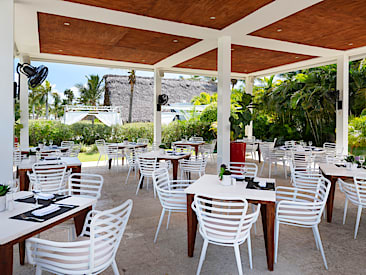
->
343, 198, 349, 224
135, 176, 143, 195
354, 205, 363, 239
97, 155, 101, 166
154, 209, 165, 243
125, 167, 132, 184
111, 259, 120, 275
274, 220, 279, 264
283, 160, 287, 179
313, 226, 328, 270
247, 235, 253, 269
196, 239, 209, 275
251, 204, 257, 235
233, 243, 243, 275
268, 162, 272, 178
166, 210, 171, 230
35, 266, 42, 275
260, 161, 265, 175
312, 227, 320, 250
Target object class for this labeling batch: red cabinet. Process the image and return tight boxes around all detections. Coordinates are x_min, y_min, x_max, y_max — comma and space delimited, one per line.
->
230, 142, 246, 163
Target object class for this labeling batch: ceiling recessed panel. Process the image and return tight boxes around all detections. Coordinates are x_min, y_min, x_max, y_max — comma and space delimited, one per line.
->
250, 0, 366, 50
64, 0, 273, 30
38, 13, 200, 64
175, 45, 315, 73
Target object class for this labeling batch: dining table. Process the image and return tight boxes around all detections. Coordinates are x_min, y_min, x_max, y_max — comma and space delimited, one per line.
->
319, 163, 366, 222
185, 174, 276, 271
0, 191, 96, 274
17, 157, 82, 191
138, 150, 191, 180
172, 140, 205, 157
108, 142, 148, 169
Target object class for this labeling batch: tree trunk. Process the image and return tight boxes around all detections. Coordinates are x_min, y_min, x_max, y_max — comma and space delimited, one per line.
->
45, 94, 49, 120
128, 85, 134, 123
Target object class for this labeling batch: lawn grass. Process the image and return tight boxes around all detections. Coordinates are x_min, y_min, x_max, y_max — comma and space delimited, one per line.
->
78, 152, 103, 162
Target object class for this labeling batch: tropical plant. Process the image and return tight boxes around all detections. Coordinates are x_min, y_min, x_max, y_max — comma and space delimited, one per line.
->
77, 75, 104, 106
348, 114, 366, 153
51, 92, 64, 119
191, 92, 216, 105
63, 89, 74, 105
30, 80, 53, 119
0, 185, 10, 196
128, 70, 136, 123
229, 93, 252, 140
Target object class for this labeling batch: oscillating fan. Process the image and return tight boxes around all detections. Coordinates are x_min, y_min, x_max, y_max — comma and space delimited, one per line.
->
157, 94, 169, 111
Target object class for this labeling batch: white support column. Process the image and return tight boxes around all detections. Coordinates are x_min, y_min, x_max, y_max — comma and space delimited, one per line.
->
0, 0, 14, 181
217, 36, 231, 169
245, 76, 254, 138
153, 68, 163, 145
336, 55, 349, 155
19, 54, 30, 149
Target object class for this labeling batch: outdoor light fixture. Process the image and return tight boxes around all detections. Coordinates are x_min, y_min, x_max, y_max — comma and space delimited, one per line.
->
14, 63, 48, 99
157, 94, 169, 111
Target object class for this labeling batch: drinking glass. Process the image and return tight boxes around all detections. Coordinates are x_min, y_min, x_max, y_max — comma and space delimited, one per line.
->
309, 141, 313, 146
49, 140, 53, 146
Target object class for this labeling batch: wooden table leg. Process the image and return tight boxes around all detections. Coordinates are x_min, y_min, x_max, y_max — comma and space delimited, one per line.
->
195, 145, 199, 158
258, 145, 262, 163
326, 176, 337, 223
19, 241, 25, 265
0, 243, 13, 274
187, 194, 197, 257
19, 169, 29, 191
108, 159, 112, 170
71, 165, 81, 174
261, 202, 275, 271
172, 159, 179, 180
74, 206, 92, 237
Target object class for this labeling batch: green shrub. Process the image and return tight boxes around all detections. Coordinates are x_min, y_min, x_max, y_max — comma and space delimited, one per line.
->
200, 103, 217, 123
349, 115, 366, 153
29, 120, 214, 147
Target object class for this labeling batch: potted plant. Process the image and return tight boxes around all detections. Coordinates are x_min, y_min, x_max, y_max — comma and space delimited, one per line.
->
229, 93, 253, 162
219, 164, 231, 185
0, 184, 10, 212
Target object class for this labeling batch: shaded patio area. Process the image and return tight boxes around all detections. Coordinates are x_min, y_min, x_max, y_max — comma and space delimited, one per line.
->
12, 159, 366, 275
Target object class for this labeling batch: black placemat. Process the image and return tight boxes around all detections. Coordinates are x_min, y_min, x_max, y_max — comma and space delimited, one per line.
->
15, 194, 70, 205
335, 164, 346, 168
245, 177, 275, 191
10, 204, 77, 223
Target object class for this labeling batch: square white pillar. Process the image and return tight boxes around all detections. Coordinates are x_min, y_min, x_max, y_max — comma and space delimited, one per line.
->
336, 55, 349, 155
153, 69, 162, 145
217, 36, 231, 169
245, 76, 254, 138
0, 0, 14, 181
19, 55, 30, 149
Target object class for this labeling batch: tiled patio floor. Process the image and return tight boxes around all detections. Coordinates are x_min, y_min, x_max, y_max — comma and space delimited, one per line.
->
14, 158, 366, 274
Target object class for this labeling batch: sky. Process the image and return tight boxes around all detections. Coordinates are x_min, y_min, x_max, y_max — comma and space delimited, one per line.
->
15, 59, 184, 99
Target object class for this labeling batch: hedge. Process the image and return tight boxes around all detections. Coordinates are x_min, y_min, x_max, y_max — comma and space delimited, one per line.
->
28, 120, 216, 147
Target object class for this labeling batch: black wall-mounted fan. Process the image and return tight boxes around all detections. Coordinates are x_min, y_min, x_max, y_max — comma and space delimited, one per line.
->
157, 94, 169, 111
14, 63, 48, 99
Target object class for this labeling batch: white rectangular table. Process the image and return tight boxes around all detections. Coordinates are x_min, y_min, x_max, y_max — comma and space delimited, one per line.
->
18, 157, 82, 191
319, 163, 366, 222
184, 174, 276, 271
0, 191, 96, 274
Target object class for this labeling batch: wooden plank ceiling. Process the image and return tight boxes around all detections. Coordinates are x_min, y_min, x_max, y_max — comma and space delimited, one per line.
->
37, 13, 200, 65
175, 45, 315, 74
64, 0, 273, 30
250, 0, 366, 50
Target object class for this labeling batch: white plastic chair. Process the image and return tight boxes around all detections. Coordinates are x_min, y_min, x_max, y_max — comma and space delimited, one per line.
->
31, 162, 67, 193
61, 141, 74, 157
106, 144, 122, 169
26, 199, 133, 275
136, 157, 157, 195
275, 176, 331, 269
291, 169, 322, 189
245, 142, 258, 160
96, 139, 108, 166
125, 149, 139, 184
68, 144, 81, 158
228, 162, 258, 178
36, 150, 61, 161
173, 144, 193, 154
193, 195, 260, 275
137, 138, 149, 144
189, 136, 204, 142
13, 149, 22, 167
338, 173, 366, 239
199, 139, 216, 162
260, 144, 286, 178
179, 158, 207, 180
152, 168, 193, 243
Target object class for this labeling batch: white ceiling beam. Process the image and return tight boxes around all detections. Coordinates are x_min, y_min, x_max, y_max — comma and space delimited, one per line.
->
233, 35, 341, 57
15, 0, 219, 40
222, 0, 323, 36
155, 39, 217, 68
249, 56, 338, 78
345, 46, 366, 61
28, 52, 155, 72
163, 67, 247, 79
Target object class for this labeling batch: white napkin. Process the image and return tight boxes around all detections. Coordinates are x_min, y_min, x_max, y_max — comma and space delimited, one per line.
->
231, 174, 245, 180
36, 193, 54, 200
32, 204, 60, 216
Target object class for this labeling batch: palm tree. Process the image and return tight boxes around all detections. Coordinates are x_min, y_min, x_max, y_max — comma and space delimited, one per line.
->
128, 70, 136, 123
30, 80, 53, 119
63, 89, 74, 105
51, 92, 64, 119
77, 75, 104, 106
